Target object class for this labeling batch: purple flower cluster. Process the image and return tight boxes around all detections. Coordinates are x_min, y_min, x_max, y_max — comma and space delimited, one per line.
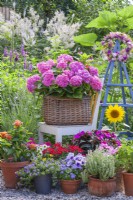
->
59, 153, 85, 180
26, 74, 41, 92
101, 32, 133, 62
73, 130, 121, 152
27, 54, 103, 95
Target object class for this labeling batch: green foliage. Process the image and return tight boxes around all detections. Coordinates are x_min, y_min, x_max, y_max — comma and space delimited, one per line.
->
116, 140, 133, 173
86, 6, 133, 33
0, 121, 32, 162
16, 155, 59, 188
85, 149, 116, 181
74, 33, 97, 46
1, 58, 42, 133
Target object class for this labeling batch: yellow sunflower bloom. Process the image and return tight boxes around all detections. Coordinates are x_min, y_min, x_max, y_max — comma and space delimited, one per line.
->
105, 104, 125, 123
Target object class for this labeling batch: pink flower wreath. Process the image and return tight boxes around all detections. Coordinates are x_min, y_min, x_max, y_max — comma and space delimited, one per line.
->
101, 32, 133, 62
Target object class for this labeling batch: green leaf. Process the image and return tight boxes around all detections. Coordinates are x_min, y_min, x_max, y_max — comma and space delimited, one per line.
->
126, 17, 133, 29
117, 6, 133, 19
86, 11, 117, 30
74, 33, 97, 46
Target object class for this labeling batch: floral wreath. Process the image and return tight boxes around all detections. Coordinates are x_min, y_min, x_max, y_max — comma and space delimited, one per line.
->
101, 32, 133, 62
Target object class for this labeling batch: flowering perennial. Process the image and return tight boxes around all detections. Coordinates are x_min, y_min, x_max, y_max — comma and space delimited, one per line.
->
43, 143, 83, 158
27, 54, 102, 98
101, 32, 133, 62
73, 130, 121, 154
58, 153, 85, 180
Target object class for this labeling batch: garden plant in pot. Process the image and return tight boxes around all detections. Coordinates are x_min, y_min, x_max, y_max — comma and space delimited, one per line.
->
16, 154, 59, 194
85, 149, 116, 197
26, 54, 102, 125
58, 152, 86, 194
0, 120, 32, 188
116, 139, 133, 196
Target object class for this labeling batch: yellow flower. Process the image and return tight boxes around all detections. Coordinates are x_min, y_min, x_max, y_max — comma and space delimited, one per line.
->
42, 158, 46, 161
105, 104, 125, 123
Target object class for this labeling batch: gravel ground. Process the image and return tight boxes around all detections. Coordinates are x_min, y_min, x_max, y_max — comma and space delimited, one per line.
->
0, 171, 133, 200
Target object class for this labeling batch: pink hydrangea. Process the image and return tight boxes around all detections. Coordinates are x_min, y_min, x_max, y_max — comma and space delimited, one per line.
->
37, 62, 51, 74
57, 60, 67, 69
26, 74, 41, 93
63, 70, 74, 78
46, 59, 55, 67
57, 54, 73, 63
69, 61, 85, 73
56, 74, 69, 88
89, 66, 98, 76
42, 70, 55, 86
90, 76, 103, 91
77, 69, 91, 84
70, 75, 82, 87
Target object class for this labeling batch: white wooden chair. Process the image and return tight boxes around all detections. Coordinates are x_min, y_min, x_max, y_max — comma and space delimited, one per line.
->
38, 78, 103, 144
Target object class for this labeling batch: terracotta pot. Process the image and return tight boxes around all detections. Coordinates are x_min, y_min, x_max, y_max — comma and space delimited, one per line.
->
60, 179, 81, 194
88, 177, 116, 197
115, 169, 124, 192
0, 160, 29, 189
122, 172, 133, 196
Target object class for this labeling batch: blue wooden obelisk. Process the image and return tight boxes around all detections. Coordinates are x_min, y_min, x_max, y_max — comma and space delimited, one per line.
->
98, 40, 133, 129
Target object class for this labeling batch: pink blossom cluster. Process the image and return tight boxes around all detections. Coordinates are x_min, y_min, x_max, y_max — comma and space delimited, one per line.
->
26, 54, 103, 95
101, 32, 133, 62
99, 142, 119, 155
26, 74, 40, 92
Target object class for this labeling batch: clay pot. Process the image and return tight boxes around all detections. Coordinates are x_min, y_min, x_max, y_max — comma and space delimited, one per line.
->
88, 177, 116, 197
115, 169, 124, 192
122, 172, 133, 196
0, 160, 29, 189
60, 179, 81, 194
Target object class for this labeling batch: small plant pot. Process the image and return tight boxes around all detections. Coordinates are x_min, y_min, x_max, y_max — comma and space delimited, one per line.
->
122, 172, 133, 196
34, 174, 52, 194
0, 160, 29, 189
60, 179, 81, 194
88, 177, 116, 197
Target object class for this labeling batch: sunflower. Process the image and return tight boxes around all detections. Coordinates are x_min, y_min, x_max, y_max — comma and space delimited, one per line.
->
105, 104, 125, 123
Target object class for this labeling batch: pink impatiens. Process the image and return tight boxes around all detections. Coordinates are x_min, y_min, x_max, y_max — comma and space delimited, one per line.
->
26, 54, 103, 98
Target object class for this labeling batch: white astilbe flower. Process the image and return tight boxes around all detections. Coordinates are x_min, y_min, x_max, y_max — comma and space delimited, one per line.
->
0, 7, 44, 46
44, 11, 81, 49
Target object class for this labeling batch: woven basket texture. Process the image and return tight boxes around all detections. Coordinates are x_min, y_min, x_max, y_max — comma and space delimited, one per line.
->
43, 96, 93, 125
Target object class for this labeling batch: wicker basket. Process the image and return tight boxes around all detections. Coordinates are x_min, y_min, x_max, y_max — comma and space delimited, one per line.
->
43, 96, 93, 125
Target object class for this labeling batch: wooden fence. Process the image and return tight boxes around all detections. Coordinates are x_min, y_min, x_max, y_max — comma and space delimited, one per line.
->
0, 7, 11, 20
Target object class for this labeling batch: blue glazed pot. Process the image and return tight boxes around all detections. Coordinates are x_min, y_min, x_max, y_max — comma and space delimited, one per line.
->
34, 174, 52, 194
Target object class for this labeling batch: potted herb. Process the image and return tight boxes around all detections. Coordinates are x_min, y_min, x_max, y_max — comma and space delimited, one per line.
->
16, 155, 59, 194
85, 149, 116, 197
58, 152, 85, 194
116, 140, 133, 196
0, 120, 32, 188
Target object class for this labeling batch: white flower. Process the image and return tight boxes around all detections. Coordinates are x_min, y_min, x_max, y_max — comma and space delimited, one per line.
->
44, 11, 81, 49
